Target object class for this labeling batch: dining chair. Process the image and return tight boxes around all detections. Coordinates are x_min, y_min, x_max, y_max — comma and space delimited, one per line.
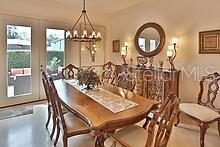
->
175, 72, 220, 147
61, 64, 78, 79
104, 92, 179, 147
116, 71, 136, 92
101, 61, 116, 84
143, 73, 166, 102
41, 71, 57, 139
42, 71, 69, 139
48, 77, 91, 147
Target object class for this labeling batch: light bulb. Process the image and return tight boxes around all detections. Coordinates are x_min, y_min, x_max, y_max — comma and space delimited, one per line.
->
172, 37, 178, 44
124, 42, 128, 47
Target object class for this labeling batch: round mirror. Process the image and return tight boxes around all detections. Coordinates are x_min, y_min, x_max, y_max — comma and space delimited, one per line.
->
135, 22, 165, 57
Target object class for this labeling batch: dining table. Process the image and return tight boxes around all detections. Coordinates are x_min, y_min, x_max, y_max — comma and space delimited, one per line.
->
54, 79, 158, 147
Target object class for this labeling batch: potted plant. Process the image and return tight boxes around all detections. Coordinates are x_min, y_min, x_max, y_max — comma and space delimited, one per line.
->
76, 67, 100, 90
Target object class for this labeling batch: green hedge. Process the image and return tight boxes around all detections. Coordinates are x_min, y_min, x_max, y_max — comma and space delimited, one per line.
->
7, 50, 64, 72
7, 51, 31, 72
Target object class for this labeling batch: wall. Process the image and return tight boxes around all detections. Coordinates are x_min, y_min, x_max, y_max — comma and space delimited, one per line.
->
109, 0, 220, 103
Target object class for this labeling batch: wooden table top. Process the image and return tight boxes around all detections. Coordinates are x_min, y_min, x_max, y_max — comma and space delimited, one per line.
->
54, 79, 158, 131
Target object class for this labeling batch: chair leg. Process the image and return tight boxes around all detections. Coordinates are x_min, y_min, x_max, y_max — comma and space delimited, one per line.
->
63, 135, 68, 147
54, 123, 60, 145
199, 123, 209, 147
50, 114, 56, 139
45, 107, 51, 128
174, 111, 181, 126
143, 117, 151, 129
218, 120, 220, 136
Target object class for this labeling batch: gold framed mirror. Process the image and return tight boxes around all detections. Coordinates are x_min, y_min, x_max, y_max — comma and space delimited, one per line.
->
134, 22, 165, 57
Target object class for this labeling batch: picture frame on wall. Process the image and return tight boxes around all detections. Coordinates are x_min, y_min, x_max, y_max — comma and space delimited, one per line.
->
199, 29, 220, 54
112, 40, 120, 52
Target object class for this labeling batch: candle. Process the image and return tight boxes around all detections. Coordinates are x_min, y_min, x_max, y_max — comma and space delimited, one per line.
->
73, 30, 78, 37
83, 30, 87, 38
66, 31, 72, 38
167, 50, 173, 57
97, 32, 101, 38
121, 47, 126, 56
124, 42, 128, 47
92, 31, 96, 38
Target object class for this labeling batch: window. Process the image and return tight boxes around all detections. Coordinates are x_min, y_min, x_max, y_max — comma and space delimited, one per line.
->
7, 25, 32, 97
46, 29, 65, 80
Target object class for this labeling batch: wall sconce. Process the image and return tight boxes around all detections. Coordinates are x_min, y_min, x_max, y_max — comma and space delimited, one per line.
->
167, 37, 178, 71
121, 42, 128, 66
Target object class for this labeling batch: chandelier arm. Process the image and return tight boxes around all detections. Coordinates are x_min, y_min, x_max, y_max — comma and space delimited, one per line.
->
85, 14, 95, 31
85, 43, 91, 50
172, 48, 177, 60
71, 13, 84, 31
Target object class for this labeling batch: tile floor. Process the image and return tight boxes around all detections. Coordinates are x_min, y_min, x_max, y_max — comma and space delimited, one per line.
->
0, 104, 219, 147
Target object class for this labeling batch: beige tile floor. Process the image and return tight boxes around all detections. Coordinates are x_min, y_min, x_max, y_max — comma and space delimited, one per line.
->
0, 104, 219, 147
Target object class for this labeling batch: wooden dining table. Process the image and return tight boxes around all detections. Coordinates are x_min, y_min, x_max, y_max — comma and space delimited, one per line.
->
54, 79, 158, 147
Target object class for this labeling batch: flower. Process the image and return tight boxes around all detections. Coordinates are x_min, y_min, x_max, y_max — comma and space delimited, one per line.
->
76, 67, 100, 89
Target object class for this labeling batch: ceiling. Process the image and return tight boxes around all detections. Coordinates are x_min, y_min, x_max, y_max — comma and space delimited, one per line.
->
46, 0, 145, 14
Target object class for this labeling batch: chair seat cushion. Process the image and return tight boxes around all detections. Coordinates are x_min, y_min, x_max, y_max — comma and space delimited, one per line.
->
105, 125, 148, 147
64, 113, 90, 135
180, 103, 220, 122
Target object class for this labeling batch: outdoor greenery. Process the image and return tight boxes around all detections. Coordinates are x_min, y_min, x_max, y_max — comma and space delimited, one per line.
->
7, 50, 64, 72
7, 51, 31, 71
46, 51, 64, 73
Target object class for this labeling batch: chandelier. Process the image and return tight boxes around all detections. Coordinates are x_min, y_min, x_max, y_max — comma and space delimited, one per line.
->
66, 0, 101, 42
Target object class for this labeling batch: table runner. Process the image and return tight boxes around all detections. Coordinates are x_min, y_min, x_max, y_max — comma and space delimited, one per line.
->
64, 79, 138, 113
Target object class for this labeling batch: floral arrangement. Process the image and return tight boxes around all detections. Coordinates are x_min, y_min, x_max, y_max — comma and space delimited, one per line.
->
76, 67, 100, 89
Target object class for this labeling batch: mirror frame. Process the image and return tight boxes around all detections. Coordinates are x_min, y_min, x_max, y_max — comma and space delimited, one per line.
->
134, 22, 165, 57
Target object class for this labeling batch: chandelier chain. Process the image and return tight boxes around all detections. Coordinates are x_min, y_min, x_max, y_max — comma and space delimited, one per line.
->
83, 0, 86, 11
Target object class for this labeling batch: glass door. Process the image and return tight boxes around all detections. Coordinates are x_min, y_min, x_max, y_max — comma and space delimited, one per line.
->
0, 16, 40, 107
46, 28, 65, 80
7, 25, 32, 97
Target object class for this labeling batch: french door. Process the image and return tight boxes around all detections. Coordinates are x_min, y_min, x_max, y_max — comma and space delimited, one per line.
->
0, 16, 40, 107
0, 15, 70, 107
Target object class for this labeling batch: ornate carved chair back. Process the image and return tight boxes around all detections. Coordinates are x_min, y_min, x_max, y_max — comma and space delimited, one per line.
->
48, 77, 67, 133
198, 72, 220, 113
143, 72, 168, 103
116, 71, 136, 92
62, 64, 78, 79
42, 71, 52, 105
146, 92, 179, 147
101, 62, 115, 84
